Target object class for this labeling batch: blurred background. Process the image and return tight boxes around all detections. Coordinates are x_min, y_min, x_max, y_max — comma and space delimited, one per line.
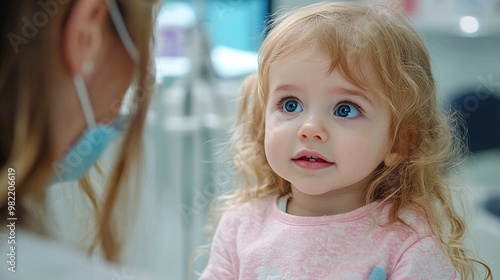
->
51, 0, 500, 279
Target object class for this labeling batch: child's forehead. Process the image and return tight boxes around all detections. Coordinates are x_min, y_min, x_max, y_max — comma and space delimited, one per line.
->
268, 46, 384, 95
270, 47, 328, 69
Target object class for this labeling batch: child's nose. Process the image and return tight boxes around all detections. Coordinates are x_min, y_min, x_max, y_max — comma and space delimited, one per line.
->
297, 117, 328, 142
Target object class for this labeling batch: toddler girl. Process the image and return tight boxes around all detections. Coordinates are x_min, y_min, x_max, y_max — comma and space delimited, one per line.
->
201, 2, 491, 279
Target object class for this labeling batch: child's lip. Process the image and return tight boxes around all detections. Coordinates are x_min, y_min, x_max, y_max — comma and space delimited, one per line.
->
292, 150, 332, 163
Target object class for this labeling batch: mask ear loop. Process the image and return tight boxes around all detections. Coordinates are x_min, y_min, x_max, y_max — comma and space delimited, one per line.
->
106, 0, 141, 123
73, 74, 96, 128
72, 0, 138, 130
106, 0, 140, 62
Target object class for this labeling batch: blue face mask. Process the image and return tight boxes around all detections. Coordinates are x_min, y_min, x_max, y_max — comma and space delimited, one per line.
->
52, 0, 139, 182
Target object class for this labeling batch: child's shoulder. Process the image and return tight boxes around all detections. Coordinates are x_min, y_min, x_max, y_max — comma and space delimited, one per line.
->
377, 201, 434, 238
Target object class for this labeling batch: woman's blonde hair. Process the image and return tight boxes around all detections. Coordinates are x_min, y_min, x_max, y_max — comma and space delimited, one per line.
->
216, 2, 491, 279
0, 0, 159, 263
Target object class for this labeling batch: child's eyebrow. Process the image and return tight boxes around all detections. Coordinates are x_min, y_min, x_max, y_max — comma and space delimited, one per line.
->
272, 84, 301, 94
335, 88, 374, 105
271, 83, 375, 105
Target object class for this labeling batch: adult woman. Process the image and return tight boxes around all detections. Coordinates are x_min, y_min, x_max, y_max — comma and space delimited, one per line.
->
1, 0, 159, 278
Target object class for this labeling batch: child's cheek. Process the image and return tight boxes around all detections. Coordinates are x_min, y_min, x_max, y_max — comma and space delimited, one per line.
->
264, 114, 288, 145
264, 116, 291, 167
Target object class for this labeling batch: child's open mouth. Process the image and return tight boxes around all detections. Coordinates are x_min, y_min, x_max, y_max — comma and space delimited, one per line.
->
292, 151, 334, 170
299, 155, 327, 162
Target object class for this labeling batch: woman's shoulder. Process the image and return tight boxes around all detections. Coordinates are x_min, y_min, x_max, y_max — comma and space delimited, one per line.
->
0, 229, 159, 280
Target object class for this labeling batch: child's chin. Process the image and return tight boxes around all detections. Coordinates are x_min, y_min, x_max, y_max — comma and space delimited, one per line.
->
291, 184, 337, 196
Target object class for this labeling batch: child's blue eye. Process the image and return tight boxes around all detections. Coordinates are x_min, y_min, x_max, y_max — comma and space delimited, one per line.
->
334, 103, 360, 118
282, 99, 303, 113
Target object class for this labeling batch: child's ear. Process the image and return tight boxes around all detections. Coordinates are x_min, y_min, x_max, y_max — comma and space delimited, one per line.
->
384, 151, 401, 167
385, 125, 417, 166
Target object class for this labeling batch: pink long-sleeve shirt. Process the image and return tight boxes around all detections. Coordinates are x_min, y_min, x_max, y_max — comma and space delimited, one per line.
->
200, 196, 457, 280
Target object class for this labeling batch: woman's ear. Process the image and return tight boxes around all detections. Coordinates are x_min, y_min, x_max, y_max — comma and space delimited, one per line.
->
62, 0, 108, 76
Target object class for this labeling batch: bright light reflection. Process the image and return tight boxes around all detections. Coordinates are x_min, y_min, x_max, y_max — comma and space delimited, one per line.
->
460, 16, 479, 34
